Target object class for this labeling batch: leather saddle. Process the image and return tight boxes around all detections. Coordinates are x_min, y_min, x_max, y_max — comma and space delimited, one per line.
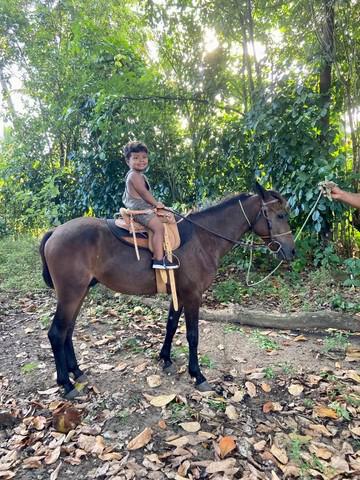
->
113, 208, 180, 253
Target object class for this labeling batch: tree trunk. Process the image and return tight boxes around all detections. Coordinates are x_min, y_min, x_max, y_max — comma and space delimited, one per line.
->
246, 0, 262, 88
319, 0, 335, 144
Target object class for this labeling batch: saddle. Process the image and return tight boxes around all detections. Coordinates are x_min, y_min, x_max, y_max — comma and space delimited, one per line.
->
114, 208, 180, 309
115, 208, 180, 255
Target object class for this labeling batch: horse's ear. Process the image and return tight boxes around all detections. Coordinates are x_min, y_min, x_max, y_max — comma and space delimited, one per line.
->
253, 181, 267, 199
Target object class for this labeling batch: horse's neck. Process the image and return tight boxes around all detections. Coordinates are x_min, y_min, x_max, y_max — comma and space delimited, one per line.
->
192, 195, 260, 258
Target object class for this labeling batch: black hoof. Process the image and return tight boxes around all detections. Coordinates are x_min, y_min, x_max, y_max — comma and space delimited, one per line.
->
164, 363, 177, 375
160, 358, 177, 375
64, 388, 81, 400
75, 374, 88, 384
196, 381, 213, 392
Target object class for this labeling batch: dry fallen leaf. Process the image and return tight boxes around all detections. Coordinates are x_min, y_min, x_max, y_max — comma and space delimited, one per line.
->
50, 461, 62, 480
146, 375, 162, 388
308, 423, 332, 437
225, 405, 238, 420
44, 446, 61, 465
263, 401, 283, 413
149, 393, 176, 407
52, 407, 82, 433
349, 425, 360, 436
261, 382, 272, 393
179, 421, 201, 433
0, 473, 16, 479
206, 458, 238, 474
309, 443, 332, 460
31, 416, 47, 431
37, 386, 60, 395
345, 347, 360, 362
166, 435, 189, 447
158, 419, 167, 429
22, 456, 44, 469
270, 444, 288, 464
313, 405, 338, 419
219, 436, 236, 458
245, 381, 257, 398
346, 370, 360, 383
231, 389, 245, 402
77, 434, 105, 455
288, 384, 304, 396
134, 362, 148, 373
253, 440, 266, 451
127, 427, 152, 450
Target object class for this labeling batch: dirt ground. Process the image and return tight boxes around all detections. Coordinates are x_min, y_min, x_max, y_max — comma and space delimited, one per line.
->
0, 289, 360, 479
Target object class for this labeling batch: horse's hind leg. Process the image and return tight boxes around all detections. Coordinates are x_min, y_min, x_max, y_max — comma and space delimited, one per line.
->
159, 302, 183, 373
48, 287, 88, 397
64, 296, 88, 382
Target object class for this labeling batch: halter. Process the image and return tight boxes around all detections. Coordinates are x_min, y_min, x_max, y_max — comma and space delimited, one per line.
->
238, 197, 292, 258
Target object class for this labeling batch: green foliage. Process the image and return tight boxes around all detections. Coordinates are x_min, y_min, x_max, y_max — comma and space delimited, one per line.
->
342, 258, 360, 287
21, 362, 39, 374
328, 401, 351, 421
250, 330, 280, 351
263, 366, 276, 379
0, 0, 358, 274
322, 332, 350, 353
213, 279, 245, 303
331, 294, 360, 313
0, 235, 44, 291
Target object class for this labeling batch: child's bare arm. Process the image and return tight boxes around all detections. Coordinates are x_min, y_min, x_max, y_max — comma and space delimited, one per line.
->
128, 172, 164, 208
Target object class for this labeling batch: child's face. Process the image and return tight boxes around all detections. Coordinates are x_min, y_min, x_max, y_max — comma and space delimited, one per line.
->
127, 151, 148, 172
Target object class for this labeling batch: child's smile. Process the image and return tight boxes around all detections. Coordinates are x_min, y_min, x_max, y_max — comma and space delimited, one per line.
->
128, 152, 148, 172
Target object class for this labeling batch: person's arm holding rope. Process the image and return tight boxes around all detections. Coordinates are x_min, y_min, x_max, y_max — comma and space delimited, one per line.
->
330, 186, 360, 209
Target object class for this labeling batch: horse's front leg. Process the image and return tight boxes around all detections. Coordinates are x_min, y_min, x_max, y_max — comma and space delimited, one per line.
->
184, 303, 212, 391
159, 301, 183, 373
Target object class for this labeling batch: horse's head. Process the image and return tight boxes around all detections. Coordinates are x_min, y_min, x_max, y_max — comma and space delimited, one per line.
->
252, 183, 296, 262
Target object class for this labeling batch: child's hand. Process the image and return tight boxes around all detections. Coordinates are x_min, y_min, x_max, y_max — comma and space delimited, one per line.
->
154, 201, 165, 209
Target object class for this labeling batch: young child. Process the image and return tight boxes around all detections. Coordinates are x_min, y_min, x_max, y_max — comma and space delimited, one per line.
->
122, 141, 179, 270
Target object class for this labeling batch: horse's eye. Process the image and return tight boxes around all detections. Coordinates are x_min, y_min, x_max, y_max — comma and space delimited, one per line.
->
277, 213, 286, 219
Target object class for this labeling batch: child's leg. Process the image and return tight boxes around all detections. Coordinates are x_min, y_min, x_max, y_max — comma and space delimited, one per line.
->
147, 217, 164, 261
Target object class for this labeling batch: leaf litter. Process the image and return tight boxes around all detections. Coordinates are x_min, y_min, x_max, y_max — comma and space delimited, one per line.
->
0, 291, 359, 479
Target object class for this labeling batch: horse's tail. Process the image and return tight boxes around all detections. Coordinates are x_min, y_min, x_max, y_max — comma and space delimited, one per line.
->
39, 230, 55, 289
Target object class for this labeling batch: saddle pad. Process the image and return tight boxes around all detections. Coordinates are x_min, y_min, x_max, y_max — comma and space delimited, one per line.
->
106, 220, 148, 248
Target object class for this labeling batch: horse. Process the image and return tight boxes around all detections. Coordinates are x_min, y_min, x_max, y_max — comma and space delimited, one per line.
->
39, 183, 295, 399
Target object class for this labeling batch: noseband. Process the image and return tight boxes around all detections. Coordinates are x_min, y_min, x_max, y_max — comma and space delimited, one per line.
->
239, 197, 292, 257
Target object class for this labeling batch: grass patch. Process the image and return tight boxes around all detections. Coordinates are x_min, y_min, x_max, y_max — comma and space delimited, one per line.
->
0, 235, 44, 291
250, 330, 280, 351
21, 362, 39, 374
322, 331, 350, 353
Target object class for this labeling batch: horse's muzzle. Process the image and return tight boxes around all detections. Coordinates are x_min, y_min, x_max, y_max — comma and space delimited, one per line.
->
277, 246, 296, 262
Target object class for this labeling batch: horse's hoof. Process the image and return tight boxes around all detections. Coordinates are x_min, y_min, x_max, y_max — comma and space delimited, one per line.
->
64, 388, 81, 400
75, 374, 88, 384
196, 381, 213, 392
163, 363, 177, 375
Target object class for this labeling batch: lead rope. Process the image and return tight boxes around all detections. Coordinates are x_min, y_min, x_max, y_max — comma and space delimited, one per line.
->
245, 190, 324, 286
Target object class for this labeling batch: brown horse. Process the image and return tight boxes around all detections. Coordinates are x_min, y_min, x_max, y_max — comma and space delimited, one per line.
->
39, 183, 295, 399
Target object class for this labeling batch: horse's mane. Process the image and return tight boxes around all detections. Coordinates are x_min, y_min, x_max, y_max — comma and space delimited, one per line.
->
189, 193, 251, 219
189, 190, 288, 219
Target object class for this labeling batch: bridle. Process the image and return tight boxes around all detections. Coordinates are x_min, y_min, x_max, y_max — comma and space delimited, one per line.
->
238, 197, 292, 257
169, 194, 292, 256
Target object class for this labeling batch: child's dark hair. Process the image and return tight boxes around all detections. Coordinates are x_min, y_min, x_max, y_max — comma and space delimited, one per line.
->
123, 141, 148, 161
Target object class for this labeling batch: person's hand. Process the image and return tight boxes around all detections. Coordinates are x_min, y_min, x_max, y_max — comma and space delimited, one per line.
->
330, 185, 344, 200
154, 201, 165, 209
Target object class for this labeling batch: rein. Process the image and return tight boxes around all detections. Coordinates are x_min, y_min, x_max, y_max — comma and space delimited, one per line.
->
168, 196, 278, 252
168, 189, 324, 287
